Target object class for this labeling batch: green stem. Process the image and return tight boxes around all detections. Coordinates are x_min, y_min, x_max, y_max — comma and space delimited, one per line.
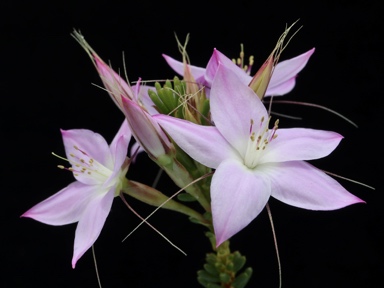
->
197, 228, 253, 288
161, 160, 212, 212
121, 178, 208, 226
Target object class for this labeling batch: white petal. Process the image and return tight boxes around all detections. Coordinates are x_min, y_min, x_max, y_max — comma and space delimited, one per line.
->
260, 128, 343, 164
162, 54, 206, 80
21, 182, 97, 225
72, 187, 115, 268
211, 159, 271, 246
210, 64, 268, 157
266, 48, 315, 96
61, 128, 114, 184
154, 115, 238, 168
262, 161, 365, 210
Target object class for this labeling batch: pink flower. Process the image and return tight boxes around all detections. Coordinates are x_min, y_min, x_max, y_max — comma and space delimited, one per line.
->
163, 48, 315, 97
154, 64, 364, 246
22, 120, 131, 268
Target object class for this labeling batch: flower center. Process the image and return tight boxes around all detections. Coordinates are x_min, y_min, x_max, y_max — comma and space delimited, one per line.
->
53, 145, 113, 183
244, 116, 279, 169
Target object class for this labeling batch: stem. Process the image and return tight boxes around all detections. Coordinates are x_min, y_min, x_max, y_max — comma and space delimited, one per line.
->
121, 178, 207, 224
197, 229, 253, 287
162, 163, 212, 212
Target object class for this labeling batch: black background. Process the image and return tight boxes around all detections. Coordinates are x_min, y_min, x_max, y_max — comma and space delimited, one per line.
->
3, 1, 383, 287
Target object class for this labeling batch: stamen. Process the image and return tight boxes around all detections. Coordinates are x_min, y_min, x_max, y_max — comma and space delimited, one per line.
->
232, 44, 255, 75
52, 147, 113, 182
250, 119, 254, 133
244, 116, 279, 169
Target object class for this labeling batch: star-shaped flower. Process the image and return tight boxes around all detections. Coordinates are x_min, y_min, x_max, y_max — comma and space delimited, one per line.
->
22, 120, 131, 267
154, 64, 364, 246
163, 47, 315, 97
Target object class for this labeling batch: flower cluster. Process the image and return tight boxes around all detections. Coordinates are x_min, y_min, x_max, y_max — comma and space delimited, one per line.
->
22, 24, 365, 287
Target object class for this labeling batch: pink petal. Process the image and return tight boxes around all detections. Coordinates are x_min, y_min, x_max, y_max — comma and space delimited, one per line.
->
105, 126, 130, 188
121, 96, 173, 159
110, 119, 131, 155
72, 187, 115, 268
94, 55, 134, 109
154, 114, 238, 168
260, 128, 343, 164
265, 77, 296, 96
131, 84, 159, 115
205, 49, 251, 87
109, 119, 131, 169
266, 48, 315, 96
211, 159, 271, 246
263, 161, 365, 210
162, 54, 206, 80
210, 64, 268, 157
61, 128, 113, 168
21, 181, 96, 225
129, 141, 144, 163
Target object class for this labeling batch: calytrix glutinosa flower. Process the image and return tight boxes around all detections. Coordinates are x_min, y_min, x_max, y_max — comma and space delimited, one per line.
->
163, 24, 314, 100
22, 120, 131, 268
154, 64, 364, 246
72, 31, 212, 211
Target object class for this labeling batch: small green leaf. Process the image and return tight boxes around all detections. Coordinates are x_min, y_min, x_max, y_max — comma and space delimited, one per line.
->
147, 89, 167, 114
204, 263, 219, 276
232, 267, 253, 288
197, 276, 209, 287
232, 252, 246, 272
197, 270, 220, 282
206, 284, 222, 288
205, 253, 217, 265
219, 272, 231, 283
177, 192, 197, 202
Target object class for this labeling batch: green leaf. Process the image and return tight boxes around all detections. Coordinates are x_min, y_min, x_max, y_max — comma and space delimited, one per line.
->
177, 192, 197, 202
219, 272, 231, 283
232, 267, 253, 288
147, 89, 167, 114
232, 252, 246, 272
205, 253, 217, 265
206, 284, 222, 288
204, 263, 219, 276
197, 270, 220, 282
197, 276, 209, 287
